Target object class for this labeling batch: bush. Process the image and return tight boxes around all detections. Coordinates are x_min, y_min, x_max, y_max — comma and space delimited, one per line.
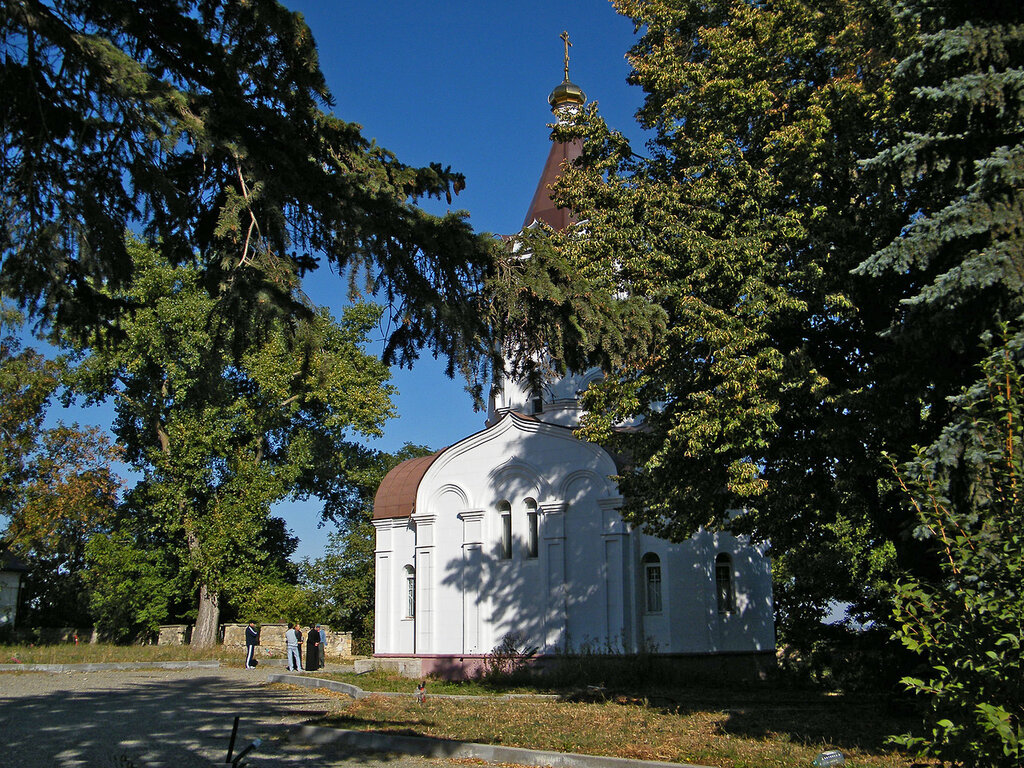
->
480, 631, 537, 683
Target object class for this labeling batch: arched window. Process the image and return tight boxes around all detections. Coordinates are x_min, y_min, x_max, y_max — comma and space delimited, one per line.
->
498, 500, 512, 560
641, 553, 662, 613
715, 553, 734, 615
525, 498, 539, 558
404, 565, 416, 619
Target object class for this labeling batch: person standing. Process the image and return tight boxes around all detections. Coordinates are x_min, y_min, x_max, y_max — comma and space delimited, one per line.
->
317, 624, 326, 668
285, 623, 301, 672
305, 625, 320, 672
244, 621, 260, 669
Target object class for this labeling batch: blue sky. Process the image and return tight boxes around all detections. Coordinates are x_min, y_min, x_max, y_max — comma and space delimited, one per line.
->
290, 0, 646, 450
276, 1, 650, 558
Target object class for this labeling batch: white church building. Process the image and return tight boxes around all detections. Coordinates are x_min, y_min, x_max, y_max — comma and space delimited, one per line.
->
371, 67, 775, 679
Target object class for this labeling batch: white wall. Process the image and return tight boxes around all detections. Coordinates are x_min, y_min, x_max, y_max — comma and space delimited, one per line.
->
0, 571, 21, 628
374, 414, 774, 658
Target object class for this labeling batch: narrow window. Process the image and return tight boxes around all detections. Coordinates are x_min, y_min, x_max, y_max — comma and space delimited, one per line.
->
525, 499, 538, 558
531, 388, 544, 414
498, 501, 512, 560
642, 553, 662, 613
404, 565, 416, 618
715, 553, 734, 614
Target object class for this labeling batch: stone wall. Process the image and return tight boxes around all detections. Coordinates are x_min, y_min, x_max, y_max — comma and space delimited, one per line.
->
158, 625, 190, 646
218, 623, 352, 658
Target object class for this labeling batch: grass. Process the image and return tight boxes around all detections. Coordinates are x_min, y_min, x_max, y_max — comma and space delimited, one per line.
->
306, 689, 930, 768
0, 643, 233, 665
314, 668, 549, 696
293, 669, 933, 768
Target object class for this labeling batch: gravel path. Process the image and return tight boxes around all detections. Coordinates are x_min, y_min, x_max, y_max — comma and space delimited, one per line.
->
0, 666, 466, 768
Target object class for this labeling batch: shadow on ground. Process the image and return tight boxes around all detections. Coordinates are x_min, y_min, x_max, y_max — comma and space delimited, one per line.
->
0, 670, 430, 767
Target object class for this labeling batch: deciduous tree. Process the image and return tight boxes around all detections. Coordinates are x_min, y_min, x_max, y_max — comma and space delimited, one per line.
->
490, 0, 1023, 659
1, 312, 123, 626
301, 443, 433, 651
65, 238, 395, 646
0, 308, 60, 517
489, 0, 912, 641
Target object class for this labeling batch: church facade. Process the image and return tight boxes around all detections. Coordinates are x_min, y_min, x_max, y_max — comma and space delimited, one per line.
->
371, 68, 775, 678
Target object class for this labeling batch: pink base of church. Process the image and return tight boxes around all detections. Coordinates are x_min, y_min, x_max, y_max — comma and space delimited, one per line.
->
368, 651, 776, 682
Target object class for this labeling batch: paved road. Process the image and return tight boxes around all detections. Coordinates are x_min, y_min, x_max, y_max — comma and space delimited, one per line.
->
0, 666, 462, 768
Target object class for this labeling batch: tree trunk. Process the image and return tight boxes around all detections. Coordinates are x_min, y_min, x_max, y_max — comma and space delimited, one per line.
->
191, 582, 220, 648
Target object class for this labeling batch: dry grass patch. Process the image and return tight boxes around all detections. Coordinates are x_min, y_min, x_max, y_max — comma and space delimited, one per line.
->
316, 668, 542, 696
313, 691, 930, 768
1, 643, 230, 665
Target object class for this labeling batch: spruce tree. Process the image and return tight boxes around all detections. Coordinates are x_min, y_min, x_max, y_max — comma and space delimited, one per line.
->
891, 333, 1024, 767
859, 0, 1024, 456
2, 0, 494, 380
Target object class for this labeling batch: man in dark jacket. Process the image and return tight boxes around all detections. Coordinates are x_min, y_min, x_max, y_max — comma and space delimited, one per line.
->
245, 621, 260, 669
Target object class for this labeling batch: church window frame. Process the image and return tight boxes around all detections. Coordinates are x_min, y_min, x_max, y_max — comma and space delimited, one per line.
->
404, 565, 416, 619
641, 552, 662, 613
715, 553, 735, 615
530, 388, 544, 414
498, 501, 512, 560
525, 498, 539, 559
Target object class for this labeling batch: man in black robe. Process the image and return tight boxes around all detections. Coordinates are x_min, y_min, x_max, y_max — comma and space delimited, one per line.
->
305, 625, 320, 672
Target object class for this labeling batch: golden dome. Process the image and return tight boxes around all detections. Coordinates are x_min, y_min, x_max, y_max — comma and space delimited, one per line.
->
548, 78, 586, 111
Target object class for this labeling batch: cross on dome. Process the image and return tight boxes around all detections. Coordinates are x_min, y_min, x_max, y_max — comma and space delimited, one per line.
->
548, 30, 586, 114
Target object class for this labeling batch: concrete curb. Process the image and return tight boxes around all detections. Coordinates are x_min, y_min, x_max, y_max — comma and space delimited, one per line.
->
0, 660, 222, 673
292, 725, 714, 768
266, 672, 560, 701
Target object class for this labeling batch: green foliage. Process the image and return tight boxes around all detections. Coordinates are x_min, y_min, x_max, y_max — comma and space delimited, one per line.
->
62, 238, 394, 641
301, 443, 434, 648
487, 0, 913, 648
233, 581, 313, 626
0, 309, 61, 518
487, 0, 1023, 670
302, 526, 374, 640
84, 531, 178, 642
1, 310, 123, 626
480, 631, 539, 684
890, 334, 1024, 766
2, 0, 497, 386
858, 0, 1024, 460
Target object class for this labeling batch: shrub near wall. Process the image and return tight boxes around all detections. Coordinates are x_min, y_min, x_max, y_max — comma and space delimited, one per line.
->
11, 627, 146, 645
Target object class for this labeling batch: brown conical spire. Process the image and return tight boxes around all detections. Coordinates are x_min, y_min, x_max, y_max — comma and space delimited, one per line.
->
522, 31, 586, 231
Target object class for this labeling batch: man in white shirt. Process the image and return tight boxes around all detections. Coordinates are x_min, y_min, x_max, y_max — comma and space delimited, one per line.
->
285, 623, 302, 672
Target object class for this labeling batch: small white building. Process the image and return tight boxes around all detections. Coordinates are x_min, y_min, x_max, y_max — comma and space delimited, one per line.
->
0, 549, 27, 630
372, 72, 775, 679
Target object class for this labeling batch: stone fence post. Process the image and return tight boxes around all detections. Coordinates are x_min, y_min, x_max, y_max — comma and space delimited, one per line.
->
323, 629, 352, 658
158, 625, 191, 645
